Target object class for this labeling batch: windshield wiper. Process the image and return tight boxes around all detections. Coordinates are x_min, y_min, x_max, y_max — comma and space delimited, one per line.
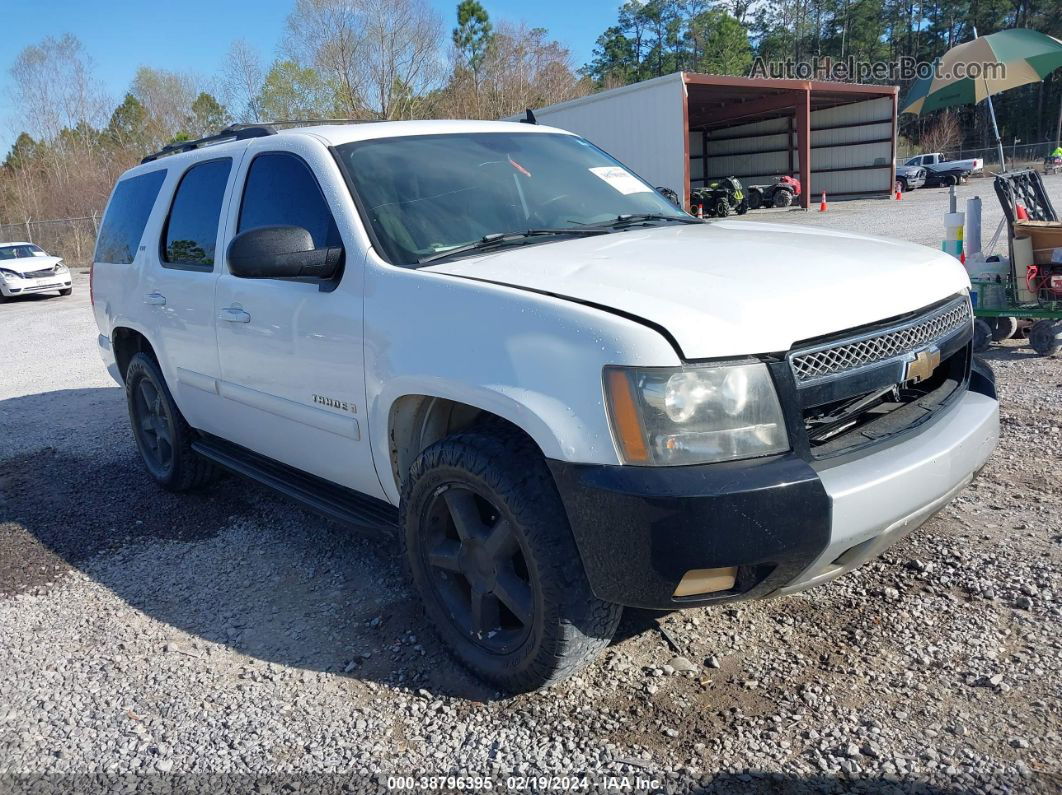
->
611, 213, 703, 228
418, 228, 609, 265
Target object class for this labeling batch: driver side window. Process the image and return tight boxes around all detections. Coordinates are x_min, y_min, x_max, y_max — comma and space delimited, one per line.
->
238, 152, 340, 248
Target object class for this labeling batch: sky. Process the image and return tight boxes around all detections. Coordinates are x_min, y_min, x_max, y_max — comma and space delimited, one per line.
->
0, 0, 619, 153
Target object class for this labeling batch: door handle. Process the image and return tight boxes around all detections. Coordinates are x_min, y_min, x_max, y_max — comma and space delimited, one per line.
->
144, 292, 166, 306
219, 306, 251, 323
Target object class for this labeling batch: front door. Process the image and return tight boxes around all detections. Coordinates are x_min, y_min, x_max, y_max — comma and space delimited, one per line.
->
213, 143, 380, 498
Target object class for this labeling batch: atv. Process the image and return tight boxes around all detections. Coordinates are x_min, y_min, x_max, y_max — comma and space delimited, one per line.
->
691, 177, 748, 218
747, 175, 801, 209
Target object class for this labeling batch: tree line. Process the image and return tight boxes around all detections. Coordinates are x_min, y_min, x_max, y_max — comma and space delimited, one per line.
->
3, 0, 1061, 248
585, 1, 1062, 156
0, 0, 589, 237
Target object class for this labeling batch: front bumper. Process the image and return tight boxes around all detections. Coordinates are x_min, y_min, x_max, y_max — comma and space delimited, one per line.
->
0, 274, 72, 296
548, 384, 998, 610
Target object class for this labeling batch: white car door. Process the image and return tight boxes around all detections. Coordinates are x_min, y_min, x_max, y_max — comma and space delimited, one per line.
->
212, 137, 382, 498
140, 153, 240, 432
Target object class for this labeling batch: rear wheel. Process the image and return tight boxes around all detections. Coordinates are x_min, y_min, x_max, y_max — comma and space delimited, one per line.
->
973, 318, 993, 353
400, 426, 622, 692
774, 189, 793, 208
1029, 320, 1062, 357
944, 174, 958, 187
990, 316, 1020, 341
125, 352, 219, 491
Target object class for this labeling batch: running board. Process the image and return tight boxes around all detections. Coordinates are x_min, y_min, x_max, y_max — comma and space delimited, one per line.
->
192, 435, 398, 536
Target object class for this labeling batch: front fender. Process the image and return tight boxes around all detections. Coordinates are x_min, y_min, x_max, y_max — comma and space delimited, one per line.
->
364, 255, 681, 505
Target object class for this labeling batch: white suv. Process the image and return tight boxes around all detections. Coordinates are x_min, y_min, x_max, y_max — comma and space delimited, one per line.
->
92, 120, 999, 692
0, 242, 72, 300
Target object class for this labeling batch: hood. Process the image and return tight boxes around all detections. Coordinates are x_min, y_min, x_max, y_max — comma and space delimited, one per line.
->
1, 255, 62, 275
424, 221, 969, 360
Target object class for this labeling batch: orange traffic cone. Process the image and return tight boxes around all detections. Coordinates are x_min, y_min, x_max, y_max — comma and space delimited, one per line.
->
696, 203, 704, 219
895, 181, 902, 200
819, 191, 828, 212
1016, 203, 1029, 220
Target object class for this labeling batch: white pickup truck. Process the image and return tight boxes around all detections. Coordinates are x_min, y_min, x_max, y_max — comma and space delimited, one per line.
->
91, 120, 999, 692
903, 152, 984, 187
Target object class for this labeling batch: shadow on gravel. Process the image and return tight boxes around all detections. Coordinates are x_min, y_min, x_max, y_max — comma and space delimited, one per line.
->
0, 387, 502, 702
978, 344, 1045, 363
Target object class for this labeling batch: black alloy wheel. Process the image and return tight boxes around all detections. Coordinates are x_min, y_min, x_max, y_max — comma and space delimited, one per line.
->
420, 484, 535, 654
131, 373, 176, 480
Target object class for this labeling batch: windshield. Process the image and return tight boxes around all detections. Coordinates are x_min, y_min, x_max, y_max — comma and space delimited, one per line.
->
336, 132, 689, 266
0, 244, 46, 260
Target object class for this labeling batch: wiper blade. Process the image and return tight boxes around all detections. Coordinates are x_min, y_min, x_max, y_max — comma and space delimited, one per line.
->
418, 228, 608, 265
574, 213, 703, 232
612, 213, 703, 227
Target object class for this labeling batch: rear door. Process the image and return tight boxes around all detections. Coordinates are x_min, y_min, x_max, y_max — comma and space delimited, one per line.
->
140, 154, 239, 431
212, 137, 380, 497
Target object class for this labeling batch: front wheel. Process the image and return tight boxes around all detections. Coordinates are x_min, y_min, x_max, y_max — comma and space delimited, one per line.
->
400, 426, 622, 692
1029, 320, 1062, 357
747, 189, 763, 210
774, 189, 793, 208
715, 199, 731, 217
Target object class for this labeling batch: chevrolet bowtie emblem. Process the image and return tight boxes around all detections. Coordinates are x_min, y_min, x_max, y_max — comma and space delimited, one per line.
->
904, 346, 941, 383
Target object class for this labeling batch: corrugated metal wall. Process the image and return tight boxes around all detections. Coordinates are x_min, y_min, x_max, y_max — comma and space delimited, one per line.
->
693, 96, 895, 197
522, 73, 688, 197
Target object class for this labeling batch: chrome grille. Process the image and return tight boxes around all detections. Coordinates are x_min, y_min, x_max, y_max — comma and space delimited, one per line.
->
790, 297, 972, 383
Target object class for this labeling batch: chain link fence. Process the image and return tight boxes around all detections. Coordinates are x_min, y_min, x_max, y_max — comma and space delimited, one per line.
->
0, 215, 100, 268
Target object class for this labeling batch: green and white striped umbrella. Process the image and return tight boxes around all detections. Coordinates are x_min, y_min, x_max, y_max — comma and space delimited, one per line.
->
901, 28, 1062, 115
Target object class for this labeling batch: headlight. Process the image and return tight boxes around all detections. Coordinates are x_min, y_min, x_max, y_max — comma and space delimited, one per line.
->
0, 268, 20, 280
604, 362, 789, 466
55, 260, 67, 271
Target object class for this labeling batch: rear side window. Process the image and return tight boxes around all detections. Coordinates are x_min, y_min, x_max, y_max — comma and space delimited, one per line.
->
95, 170, 167, 264
238, 152, 340, 248
162, 158, 232, 269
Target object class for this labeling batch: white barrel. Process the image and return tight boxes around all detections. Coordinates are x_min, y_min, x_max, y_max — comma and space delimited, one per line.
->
1013, 235, 1036, 302
966, 197, 982, 255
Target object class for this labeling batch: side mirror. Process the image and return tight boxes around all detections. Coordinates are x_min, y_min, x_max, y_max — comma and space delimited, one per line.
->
227, 225, 342, 280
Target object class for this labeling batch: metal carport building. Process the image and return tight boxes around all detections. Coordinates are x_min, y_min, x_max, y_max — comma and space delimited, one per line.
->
520, 72, 899, 210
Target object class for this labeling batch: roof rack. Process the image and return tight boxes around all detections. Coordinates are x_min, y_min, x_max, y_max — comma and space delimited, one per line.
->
140, 119, 382, 164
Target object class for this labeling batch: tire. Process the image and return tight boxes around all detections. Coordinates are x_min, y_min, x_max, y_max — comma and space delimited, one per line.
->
715, 199, 731, 218
774, 189, 793, 208
400, 425, 622, 692
748, 189, 763, 210
973, 318, 993, 353
897, 179, 908, 193
944, 174, 958, 187
124, 352, 219, 491
1028, 320, 1062, 357
990, 316, 1020, 342
59, 288, 72, 296
736, 199, 749, 215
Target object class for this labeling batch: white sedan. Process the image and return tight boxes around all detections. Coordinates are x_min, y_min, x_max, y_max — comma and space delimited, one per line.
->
0, 242, 72, 301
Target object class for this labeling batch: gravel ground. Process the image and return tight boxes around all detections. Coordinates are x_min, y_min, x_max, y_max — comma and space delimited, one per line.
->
739, 172, 1062, 252
1, 204, 1061, 795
